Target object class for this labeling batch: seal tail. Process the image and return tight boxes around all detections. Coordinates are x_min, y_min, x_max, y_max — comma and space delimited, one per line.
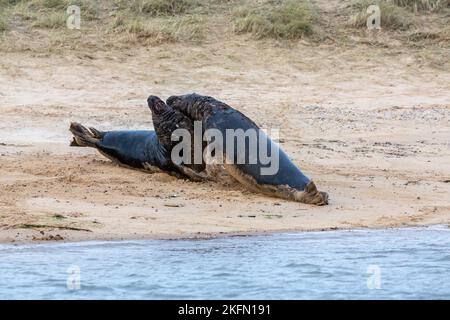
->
69, 122, 99, 148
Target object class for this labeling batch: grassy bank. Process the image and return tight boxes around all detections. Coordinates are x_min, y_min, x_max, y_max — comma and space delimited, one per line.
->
232, 0, 317, 39
349, 0, 449, 30
0, 0, 448, 55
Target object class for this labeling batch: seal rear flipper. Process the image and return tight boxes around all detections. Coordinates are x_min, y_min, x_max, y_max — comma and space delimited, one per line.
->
69, 123, 137, 167
293, 181, 329, 206
69, 122, 99, 148
89, 127, 105, 139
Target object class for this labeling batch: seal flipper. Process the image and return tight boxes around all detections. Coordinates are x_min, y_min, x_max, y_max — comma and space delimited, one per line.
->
70, 122, 99, 148
69, 122, 133, 165
89, 127, 105, 139
295, 181, 329, 206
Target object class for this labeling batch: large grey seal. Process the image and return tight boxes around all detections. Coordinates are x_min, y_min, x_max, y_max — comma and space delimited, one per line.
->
166, 93, 329, 205
69, 96, 206, 181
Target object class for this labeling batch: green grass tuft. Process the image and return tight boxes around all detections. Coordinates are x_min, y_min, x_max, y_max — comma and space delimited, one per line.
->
349, 0, 413, 30
0, 0, 21, 8
11, 0, 99, 29
109, 13, 205, 44
232, 0, 316, 39
114, 0, 194, 16
32, 10, 66, 28
391, 0, 449, 12
0, 0, 15, 31
0, 16, 7, 31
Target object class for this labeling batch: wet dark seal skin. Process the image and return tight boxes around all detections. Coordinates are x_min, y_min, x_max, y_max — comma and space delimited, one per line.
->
167, 93, 329, 205
69, 96, 206, 181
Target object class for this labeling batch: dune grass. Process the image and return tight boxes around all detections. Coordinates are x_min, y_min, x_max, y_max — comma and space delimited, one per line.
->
29, 0, 98, 19
232, 0, 317, 39
108, 0, 207, 43
0, 16, 7, 31
32, 10, 66, 28
391, 0, 449, 12
9, 0, 98, 29
109, 13, 205, 44
407, 25, 450, 43
349, 0, 414, 30
350, 0, 449, 30
0, 0, 20, 7
0, 0, 447, 50
0, 0, 211, 46
0, 0, 19, 31
114, 0, 195, 16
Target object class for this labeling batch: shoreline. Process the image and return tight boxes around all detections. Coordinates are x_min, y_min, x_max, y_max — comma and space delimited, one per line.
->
1, 223, 449, 246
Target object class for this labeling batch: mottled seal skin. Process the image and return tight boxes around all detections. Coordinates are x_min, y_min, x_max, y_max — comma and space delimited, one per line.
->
147, 95, 206, 174
167, 93, 328, 205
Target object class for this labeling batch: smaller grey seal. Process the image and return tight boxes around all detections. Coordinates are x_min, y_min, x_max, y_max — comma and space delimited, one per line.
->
69, 96, 206, 181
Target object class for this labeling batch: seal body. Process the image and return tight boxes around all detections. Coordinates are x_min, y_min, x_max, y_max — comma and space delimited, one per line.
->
94, 130, 170, 170
69, 123, 174, 174
70, 96, 208, 182
207, 109, 310, 189
166, 93, 328, 205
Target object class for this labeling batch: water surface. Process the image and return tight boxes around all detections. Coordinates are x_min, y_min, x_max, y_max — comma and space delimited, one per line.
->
1, 226, 449, 299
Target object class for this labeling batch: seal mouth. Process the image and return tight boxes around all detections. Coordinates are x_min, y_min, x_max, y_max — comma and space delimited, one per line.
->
147, 95, 167, 115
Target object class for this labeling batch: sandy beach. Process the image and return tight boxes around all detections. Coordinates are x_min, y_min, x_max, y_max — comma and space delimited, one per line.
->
1, 41, 449, 243
1, 0, 449, 243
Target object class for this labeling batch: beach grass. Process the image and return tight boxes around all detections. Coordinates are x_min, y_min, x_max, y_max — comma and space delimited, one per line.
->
349, 0, 413, 30
114, 0, 195, 16
109, 13, 205, 44
232, 0, 317, 39
0, 0, 447, 50
391, 0, 449, 12
8, 0, 98, 29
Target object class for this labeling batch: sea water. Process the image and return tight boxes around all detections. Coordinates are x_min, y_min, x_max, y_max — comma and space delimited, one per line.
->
0, 226, 449, 299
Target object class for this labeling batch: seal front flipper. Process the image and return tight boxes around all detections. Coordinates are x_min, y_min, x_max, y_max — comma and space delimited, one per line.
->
172, 164, 210, 182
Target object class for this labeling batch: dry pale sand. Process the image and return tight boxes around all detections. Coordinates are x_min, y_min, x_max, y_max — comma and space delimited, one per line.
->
0, 40, 449, 243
